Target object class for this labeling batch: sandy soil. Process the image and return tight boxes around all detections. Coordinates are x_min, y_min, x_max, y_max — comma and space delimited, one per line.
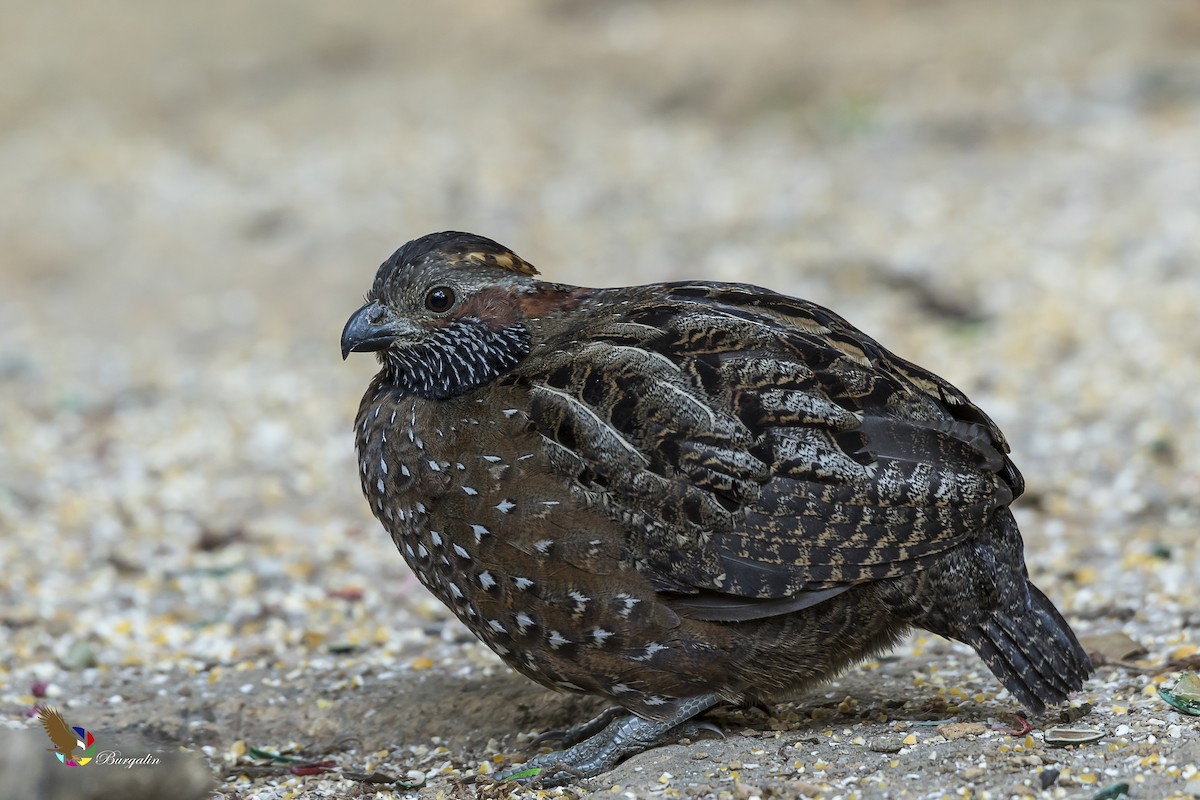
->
2, 2, 1199, 798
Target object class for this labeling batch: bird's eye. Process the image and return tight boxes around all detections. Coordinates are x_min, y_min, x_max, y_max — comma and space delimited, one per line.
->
424, 287, 455, 313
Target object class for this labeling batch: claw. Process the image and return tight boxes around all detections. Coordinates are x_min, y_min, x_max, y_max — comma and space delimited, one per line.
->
677, 719, 725, 740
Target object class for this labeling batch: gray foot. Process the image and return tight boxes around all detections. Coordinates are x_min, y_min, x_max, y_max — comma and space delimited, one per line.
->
501, 694, 722, 787
530, 706, 625, 748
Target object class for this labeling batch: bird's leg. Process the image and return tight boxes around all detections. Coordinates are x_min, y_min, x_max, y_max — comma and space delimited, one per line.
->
501, 694, 722, 787
530, 706, 625, 747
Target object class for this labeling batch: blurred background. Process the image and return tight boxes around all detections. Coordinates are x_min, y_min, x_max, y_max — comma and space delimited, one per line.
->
2, 0, 1199, 795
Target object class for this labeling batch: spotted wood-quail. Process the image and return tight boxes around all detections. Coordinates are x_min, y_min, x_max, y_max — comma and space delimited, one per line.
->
341, 231, 1092, 785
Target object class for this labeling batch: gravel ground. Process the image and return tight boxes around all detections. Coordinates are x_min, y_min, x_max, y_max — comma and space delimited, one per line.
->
2, 2, 1199, 798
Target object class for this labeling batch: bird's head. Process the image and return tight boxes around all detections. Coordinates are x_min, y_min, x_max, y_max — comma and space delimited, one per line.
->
341, 231, 575, 400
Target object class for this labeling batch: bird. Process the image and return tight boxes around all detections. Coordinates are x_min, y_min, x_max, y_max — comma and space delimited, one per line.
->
341, 231, 1092, 785
38, 706, 84, 763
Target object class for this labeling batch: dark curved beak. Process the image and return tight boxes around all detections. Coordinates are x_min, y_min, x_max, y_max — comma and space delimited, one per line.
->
341, 300, 416, 359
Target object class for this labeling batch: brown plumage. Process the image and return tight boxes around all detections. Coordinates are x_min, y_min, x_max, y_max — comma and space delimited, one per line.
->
341, 231, 1092, 784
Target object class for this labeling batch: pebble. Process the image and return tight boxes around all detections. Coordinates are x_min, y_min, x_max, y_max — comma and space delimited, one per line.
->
938, 722, 988, 740
732, 782, 762, 800
869, 737, 904, 754
783, 781, 824, 798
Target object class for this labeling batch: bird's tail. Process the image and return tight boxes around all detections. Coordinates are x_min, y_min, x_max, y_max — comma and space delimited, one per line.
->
909, 509, 1093, 712
959, 580, 1092, 712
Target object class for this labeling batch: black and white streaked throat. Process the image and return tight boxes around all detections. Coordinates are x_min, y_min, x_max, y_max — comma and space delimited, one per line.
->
380, 316, 532, 401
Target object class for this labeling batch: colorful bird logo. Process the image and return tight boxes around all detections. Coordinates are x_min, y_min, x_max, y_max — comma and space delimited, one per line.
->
37, 706, 96, 766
